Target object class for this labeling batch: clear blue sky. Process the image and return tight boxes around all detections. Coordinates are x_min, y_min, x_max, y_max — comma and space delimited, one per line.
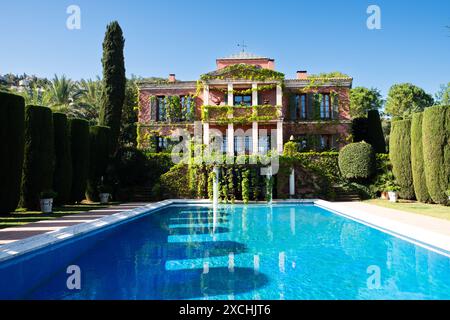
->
0, 0, 449, 97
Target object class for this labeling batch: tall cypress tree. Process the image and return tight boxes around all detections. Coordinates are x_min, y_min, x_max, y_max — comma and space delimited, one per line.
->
367, 110, 386, 153
99, 21, 126, 154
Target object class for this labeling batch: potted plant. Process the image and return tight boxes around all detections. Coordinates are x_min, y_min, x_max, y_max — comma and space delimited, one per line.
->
385, 181, 400, 203
40, 190, 57, 213
98, 184, 113, 204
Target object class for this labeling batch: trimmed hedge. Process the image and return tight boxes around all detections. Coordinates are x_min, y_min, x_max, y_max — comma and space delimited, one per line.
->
0, 92, 25, 213
422, 105, 450, 204
367, 110, 386, 153
70, 119, 90, 203
411, 113, 431, 203
338, 142, 375, 180
160, 163, 190, 198
53, 113, 73, 205
21, 105, 55, 210
351, 117, 368, 142
389, 119, 415, 199
87, 126, 110, 201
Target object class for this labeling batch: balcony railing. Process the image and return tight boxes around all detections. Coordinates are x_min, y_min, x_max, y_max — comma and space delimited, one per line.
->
201, 105, 281, 124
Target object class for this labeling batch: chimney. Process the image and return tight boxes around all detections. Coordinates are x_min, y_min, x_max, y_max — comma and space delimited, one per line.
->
168, 74, 176, 83
297, 70, 308, 80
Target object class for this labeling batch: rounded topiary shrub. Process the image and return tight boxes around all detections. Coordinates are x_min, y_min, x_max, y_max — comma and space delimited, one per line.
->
422, 105, 450, 204
0, 92, 25, 213
70, 118, 90, 203
53, 113, 73, 205
410, 113, 431, 203
21, 105, 55, 210
338, 142, 375, 180
389, 119, 415, 199
86, 126, 110, 201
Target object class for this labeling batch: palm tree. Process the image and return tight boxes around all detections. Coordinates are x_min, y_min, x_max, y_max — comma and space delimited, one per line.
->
45, 74, 80, 112
70, 77, 103, 123
16, 84, 50, 106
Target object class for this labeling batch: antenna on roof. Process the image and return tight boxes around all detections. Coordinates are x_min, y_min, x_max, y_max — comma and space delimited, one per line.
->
237, 41, 247, 52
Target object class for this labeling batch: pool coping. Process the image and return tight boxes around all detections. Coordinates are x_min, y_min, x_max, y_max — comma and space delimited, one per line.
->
1, 199, 449, 263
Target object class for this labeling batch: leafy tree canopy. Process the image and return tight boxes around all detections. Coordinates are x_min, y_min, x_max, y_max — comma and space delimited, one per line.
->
349, 87, 383, 118
385, 83, 434, 118
435, 82, 450, 106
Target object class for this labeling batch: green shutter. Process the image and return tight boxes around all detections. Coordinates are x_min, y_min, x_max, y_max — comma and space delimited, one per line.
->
289, 94, 297, 120
150, 97, 157, 121
307, 93, 314, 120
332, 94, 339, 120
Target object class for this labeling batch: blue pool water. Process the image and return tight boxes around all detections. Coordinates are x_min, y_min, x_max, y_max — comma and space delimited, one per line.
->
0, 203, 449, 300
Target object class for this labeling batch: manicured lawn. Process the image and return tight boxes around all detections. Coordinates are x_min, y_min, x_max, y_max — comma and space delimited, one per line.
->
365, 199, 450, 221
0, 204, 110, 230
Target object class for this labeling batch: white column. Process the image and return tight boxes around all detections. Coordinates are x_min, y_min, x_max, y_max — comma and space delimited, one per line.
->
252, 83, 258, 106
203, 84, 210, 105
252, 121, 259, 155
203, 123, 209, 145
289, 168, 295, 197
277, 120, 283, 153
228, 83, 234, 106
227, 123, 234, 156
276, 83, 283, 106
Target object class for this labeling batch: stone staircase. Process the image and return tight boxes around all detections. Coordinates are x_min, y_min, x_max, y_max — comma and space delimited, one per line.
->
131, 186, 153, 202
332, 187, 361, 202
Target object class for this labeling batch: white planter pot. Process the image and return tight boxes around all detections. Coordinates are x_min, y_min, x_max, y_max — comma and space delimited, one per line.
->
40, 198, 53, 213
99, 193, 110, 204
388, 191, 398, 203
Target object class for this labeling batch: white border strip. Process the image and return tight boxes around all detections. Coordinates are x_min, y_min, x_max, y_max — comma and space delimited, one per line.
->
1, 199, 449, 263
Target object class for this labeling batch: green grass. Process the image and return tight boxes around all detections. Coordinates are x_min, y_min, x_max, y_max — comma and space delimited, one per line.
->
0, 204, 111, 230
365, 199, 450, 221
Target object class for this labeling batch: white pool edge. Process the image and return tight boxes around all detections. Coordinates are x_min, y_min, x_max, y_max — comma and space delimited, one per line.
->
315, 200, 450, 257
1, 199, 449, 263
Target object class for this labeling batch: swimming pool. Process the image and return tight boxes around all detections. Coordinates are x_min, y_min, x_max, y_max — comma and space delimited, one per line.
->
1, 203, 449, 300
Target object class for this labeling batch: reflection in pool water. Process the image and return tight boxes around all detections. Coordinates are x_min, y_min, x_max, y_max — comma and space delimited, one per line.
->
1, 204, 449, 300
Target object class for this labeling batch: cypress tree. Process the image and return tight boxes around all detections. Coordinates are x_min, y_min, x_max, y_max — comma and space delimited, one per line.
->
367, 110, 386, 153
351, 117, 368, 142
410, 113, 431, 203
70, 118, 90, 203
422, 105, 450, 204
53, 113, 73, 205
86, 126, 111, 201
21, 106, 55, 210
0, 92, 25, 213
389, 119, 415, 199
99, 21, 126, 154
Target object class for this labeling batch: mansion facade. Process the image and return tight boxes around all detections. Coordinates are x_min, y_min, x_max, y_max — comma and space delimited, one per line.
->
137, 52, 352, 154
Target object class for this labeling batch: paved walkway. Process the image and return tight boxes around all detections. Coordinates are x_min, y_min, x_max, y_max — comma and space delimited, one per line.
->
338, 201, 450, 238
0, 203, 150, 245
